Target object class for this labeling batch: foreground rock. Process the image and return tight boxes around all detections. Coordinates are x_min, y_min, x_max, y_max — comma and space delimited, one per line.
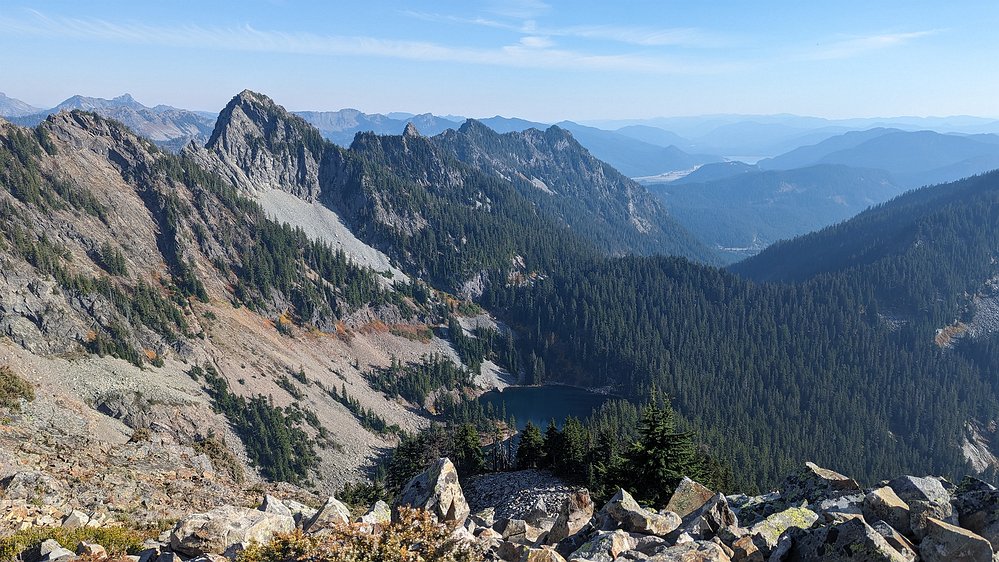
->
169, 506, 294, 557
597, 488, 681, 536
919, 517, 994, 562
392, 457, 470, 528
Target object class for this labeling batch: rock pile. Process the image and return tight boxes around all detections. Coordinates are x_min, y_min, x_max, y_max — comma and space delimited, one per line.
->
9, 458, 999, 562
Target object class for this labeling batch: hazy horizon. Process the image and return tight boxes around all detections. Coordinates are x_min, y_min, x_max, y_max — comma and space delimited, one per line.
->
2, 1, 998, 122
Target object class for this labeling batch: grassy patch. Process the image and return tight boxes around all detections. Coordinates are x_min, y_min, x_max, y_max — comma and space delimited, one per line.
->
0, 365, 34, 411
0, 526, 149, 560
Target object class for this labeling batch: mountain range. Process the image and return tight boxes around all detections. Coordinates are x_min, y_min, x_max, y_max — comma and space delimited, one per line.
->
2, 88, 999, 502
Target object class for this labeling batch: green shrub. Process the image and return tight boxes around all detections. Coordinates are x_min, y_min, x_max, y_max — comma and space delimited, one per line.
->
0, 365, 34, 411
0, 526, 148, 560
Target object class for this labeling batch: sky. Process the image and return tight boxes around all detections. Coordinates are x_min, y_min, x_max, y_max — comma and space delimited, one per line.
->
2, 1, 998, 122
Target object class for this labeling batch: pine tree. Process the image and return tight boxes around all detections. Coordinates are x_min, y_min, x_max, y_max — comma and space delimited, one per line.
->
625, 392, 701, 507
516, 421, 546, 469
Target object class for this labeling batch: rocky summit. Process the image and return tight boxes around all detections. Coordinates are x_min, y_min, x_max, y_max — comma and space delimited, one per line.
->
6, 457, 999, 562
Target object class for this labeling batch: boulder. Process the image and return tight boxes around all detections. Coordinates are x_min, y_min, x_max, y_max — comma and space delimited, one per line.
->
888, 475, 955, 538
645, 540, 732, 561
919, 516, 994, 562
813, 493, 864, 523
521, 546, 568, 562
786, 518, 908, 561
598, 489, 681, 536
169, 505, 295, 557
730, 535, 763, 561
667, 477, 717, 518
304, 496, 350, 532
673, 494, 738, 541
62, 509, 91, 530
284, 499, 318, 527
863, 487, 911, 536
393, 457, 470, 528
569, 529, 636, 562
259, 494, 293, 517
39, 539, 75, 561
358, 500, 391, 525
548, 490, 594, 544
748, 507, 818, 551
472, 507, 497, 529
77, 541, 108, 559
779, 462, 860, 505
870, 520, 917, 562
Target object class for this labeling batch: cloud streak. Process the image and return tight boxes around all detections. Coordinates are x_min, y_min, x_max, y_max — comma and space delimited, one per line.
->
0, 10, 727, 74
807, 30, 940, 60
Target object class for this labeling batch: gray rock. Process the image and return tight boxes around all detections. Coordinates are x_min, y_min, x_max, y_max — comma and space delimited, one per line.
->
169, 505, 295, 556
598, 488, 681, 536
672, 493, 738, 541
888, 475, 957, 540
813, 493, 864, 523
548, 490, 594, 544
863, 487, 911, 536
870, 520, 917, 562
259, 494, 293, 517
666, 477, 716, 519
304, 496, 350, 532
787, 517, 907, 561
920, 516, 994, 562
62, 509, 91, 530
358, 500, 391, 525
393, 457, 470, 528
284, 499, 317, 527
645, 540, 731, 561
779, 462, 861, 506
569, 529, 636, 562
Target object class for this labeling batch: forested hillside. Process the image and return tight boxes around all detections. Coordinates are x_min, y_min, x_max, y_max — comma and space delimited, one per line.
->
481, 171, 999, 490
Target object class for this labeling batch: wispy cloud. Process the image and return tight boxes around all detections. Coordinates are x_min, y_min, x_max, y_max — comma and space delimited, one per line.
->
485, 0, 551, 20
0, 10, 725, 74
807, 30, 940, 60
404, 11, 728, 49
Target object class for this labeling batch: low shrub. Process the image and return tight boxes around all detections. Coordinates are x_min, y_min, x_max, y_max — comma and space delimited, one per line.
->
0, 526, 149, 560
0, 365, 34, 412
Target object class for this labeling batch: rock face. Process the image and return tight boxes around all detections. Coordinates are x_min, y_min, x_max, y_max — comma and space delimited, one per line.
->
863, 486, 911, 535
787, 518, 908, 561
169, 506, 294, 557
781, 462, 862, 505
667, 477, 717, 518
548, 489, 594, 544
393, 457, 470, 528
304, 496, 351, 532
748, 506, 818, 550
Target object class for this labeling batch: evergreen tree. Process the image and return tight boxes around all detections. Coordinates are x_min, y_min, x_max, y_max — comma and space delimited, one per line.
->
625, 392, 702, 507
450, 423, 485, 476
516, 421, 546, 469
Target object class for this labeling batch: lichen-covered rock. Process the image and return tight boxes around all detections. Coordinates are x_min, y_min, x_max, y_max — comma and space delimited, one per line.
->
780, 462, 861, 506
304, 496, 350, 532
813, 493, 864, 523
730, 535, 763, 561
786, 518, 907, 561
919, 516, 994, 562
169, 505, 295, 557
863, 487, 910, 536
667, 478, 716, 519
393, 458, 470, 528
748, 507, 818, 551
521, 546, 568, 562
598, 489, 681, 536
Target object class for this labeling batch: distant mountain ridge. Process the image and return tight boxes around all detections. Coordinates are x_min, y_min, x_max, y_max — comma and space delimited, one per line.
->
0, 92, 41, 117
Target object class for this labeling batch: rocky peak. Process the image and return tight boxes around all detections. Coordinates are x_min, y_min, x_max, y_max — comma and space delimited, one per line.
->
195, 90, 332, 200
403, 122, 421, 137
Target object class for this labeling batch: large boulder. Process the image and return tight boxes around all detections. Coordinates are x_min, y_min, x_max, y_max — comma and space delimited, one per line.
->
813, 493, 865, 523
779, 462, 861, 506
667, 477, 717, 519
646, 540, 732, 561
569, 530, 636, 562
358, 500, 391, 525
598, 489, 681, 536
870, 520, 917, 562
748, 506, 818, 551
548, 489, 594, 544
786, 518, 908, 561
672, 494, 738, 541
888, 475, 955, 539
304, 496, 351, 532
169, 505, 295, 557
259, 495, 293, 517
955, 488, 999, 550
393, 458, 470, 528
521, 546, 567, 562
863, 486, 911, 536
919, 516, 994, 562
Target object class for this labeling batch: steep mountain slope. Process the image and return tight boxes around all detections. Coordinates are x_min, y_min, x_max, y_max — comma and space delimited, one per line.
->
10, 94, 215, 150
761, 129, 999, 187
0, 92, 41, 117
433, 119, 717, 260
486, 167, 999, 487
648, 164, 904, 262
0, 111, 462, 495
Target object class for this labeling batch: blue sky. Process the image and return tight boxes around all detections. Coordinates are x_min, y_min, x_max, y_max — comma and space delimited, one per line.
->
2, 1, 997, 121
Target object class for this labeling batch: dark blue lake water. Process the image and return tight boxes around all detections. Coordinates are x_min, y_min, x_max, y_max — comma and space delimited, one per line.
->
476, 385, 612, 429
